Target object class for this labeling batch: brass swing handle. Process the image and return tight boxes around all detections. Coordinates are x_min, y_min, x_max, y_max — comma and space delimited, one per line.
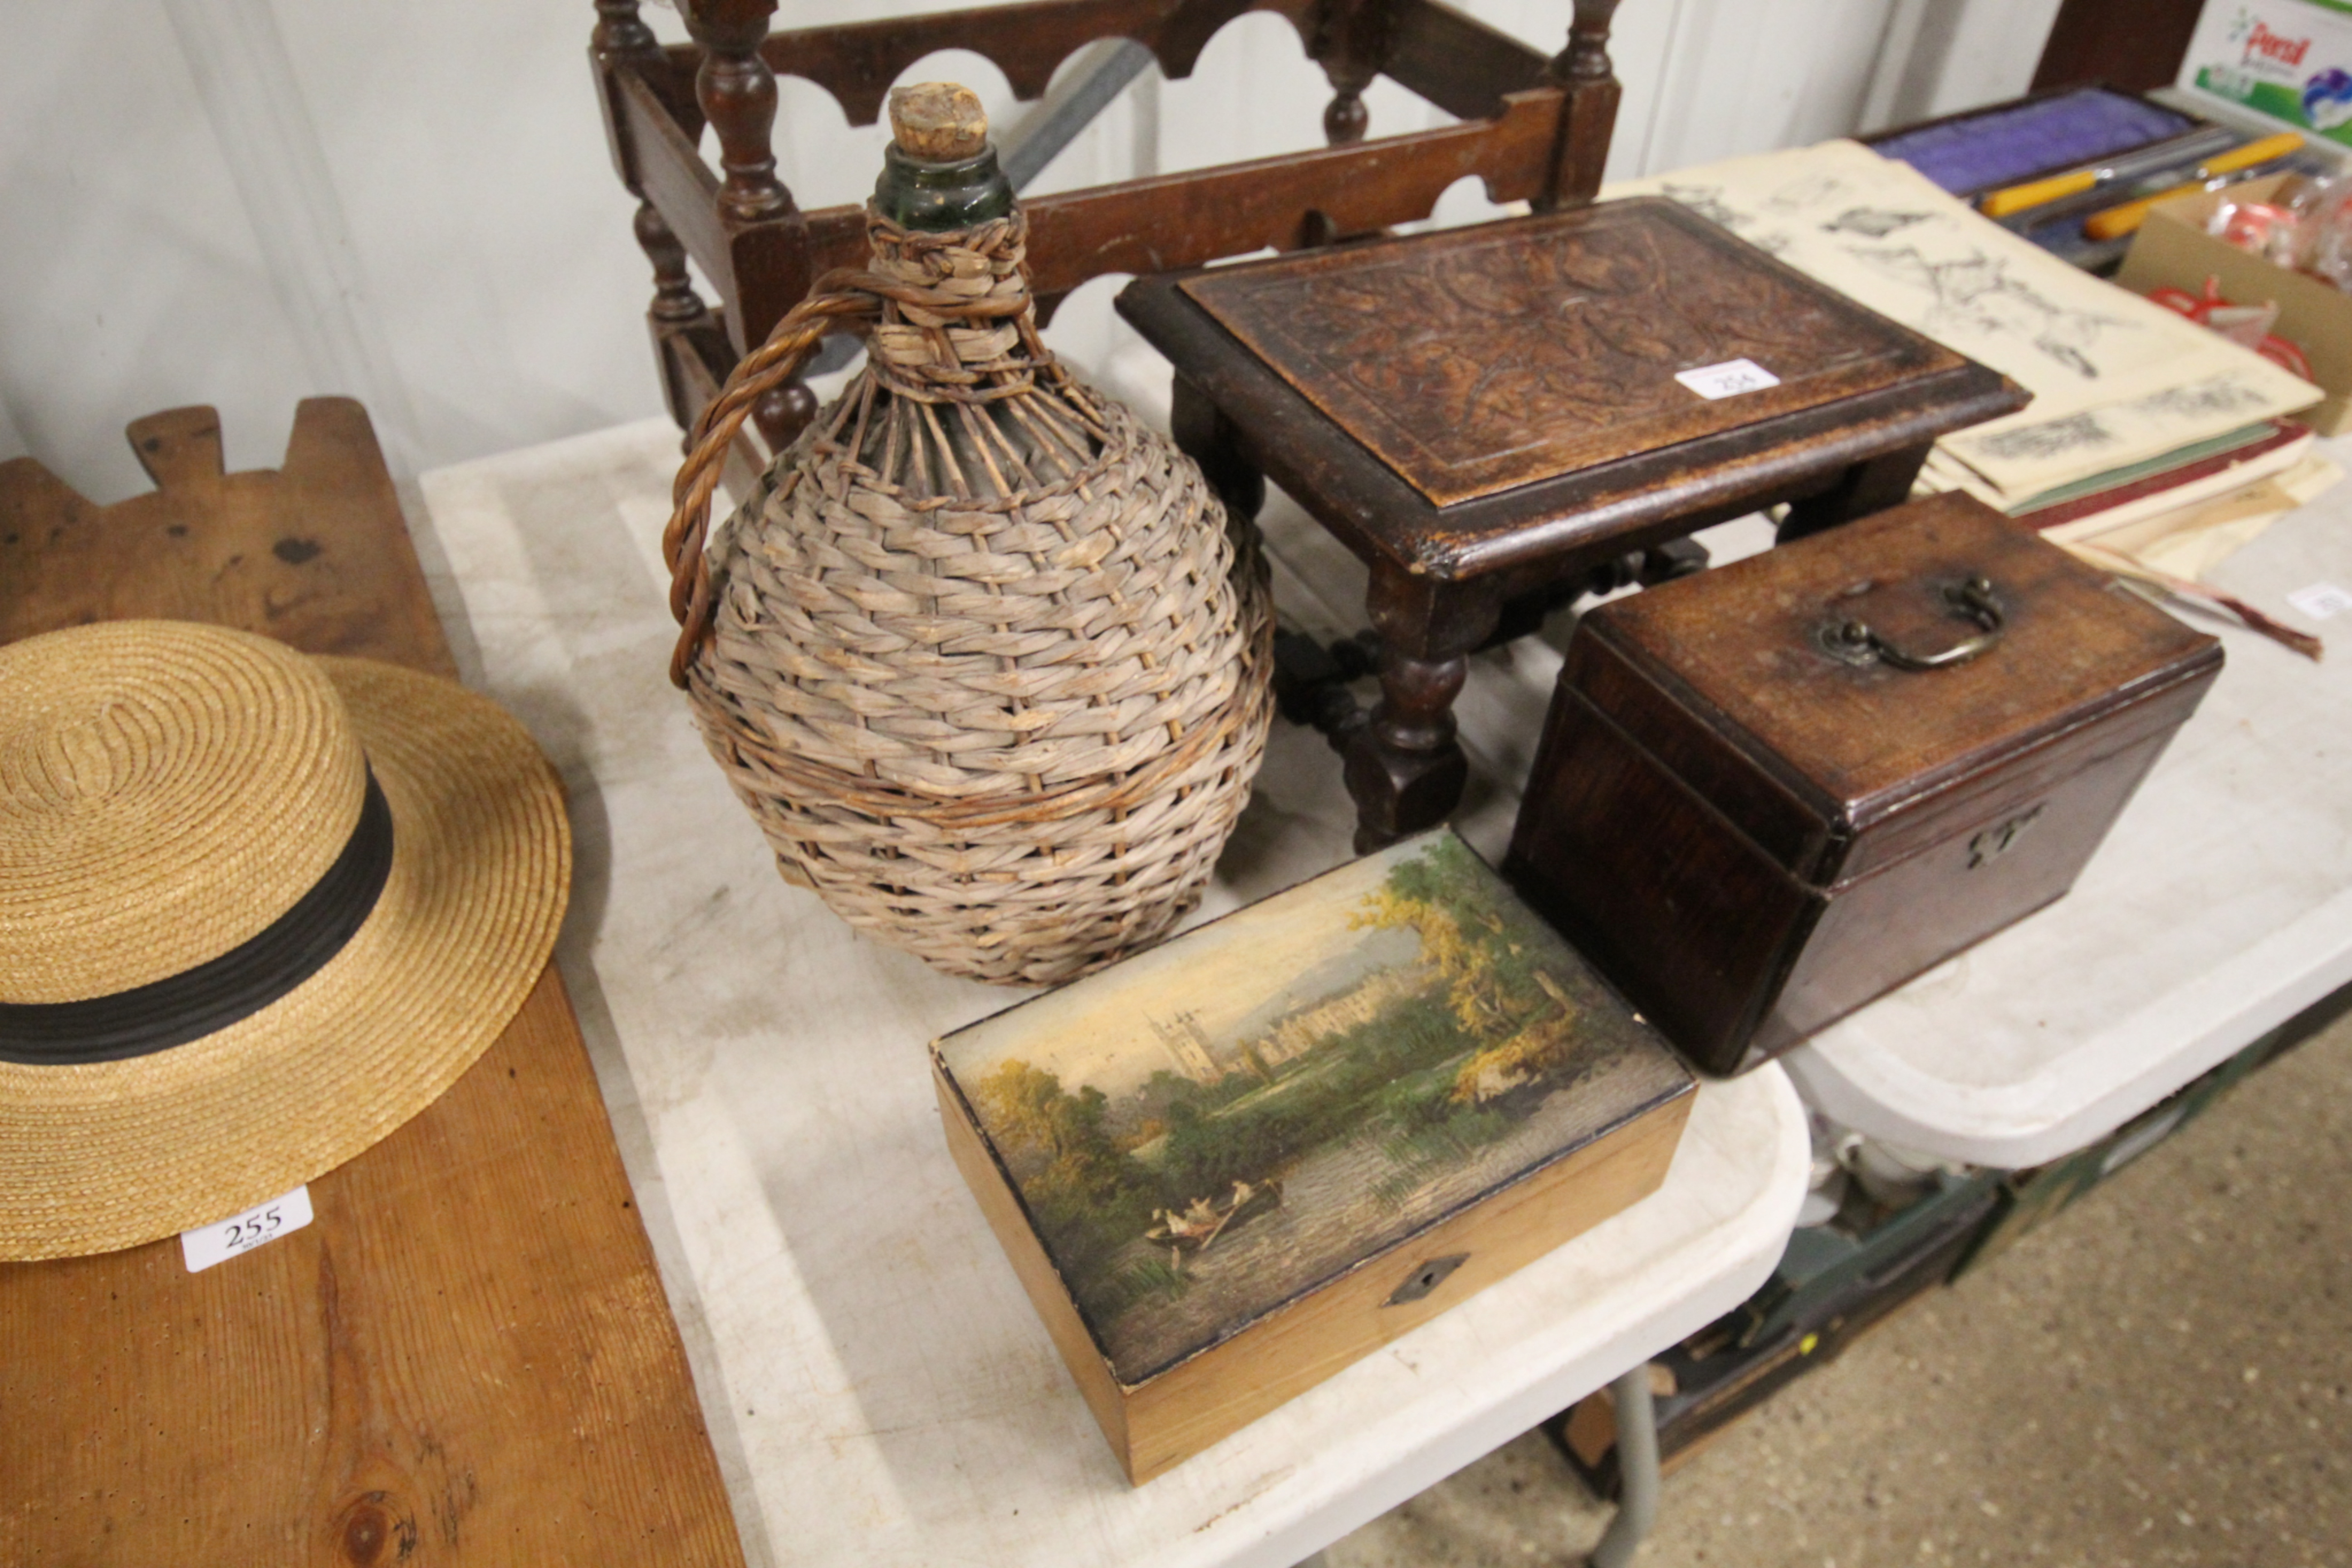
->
1820, 576, 2004, 671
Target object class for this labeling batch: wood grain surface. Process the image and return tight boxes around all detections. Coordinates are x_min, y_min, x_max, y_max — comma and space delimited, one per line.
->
0, 400, 745, 1568
1577, 493, 2224, 819
1504, 492, 2225, 1075
1120, 250, 2024, 581
1178, 200, 1952, 506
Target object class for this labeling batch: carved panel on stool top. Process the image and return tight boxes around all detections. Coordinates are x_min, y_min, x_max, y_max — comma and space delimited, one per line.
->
1179, 198, 1958, 507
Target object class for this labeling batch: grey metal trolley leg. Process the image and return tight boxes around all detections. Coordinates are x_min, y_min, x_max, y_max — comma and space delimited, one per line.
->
1588, 1363, 1660, 1568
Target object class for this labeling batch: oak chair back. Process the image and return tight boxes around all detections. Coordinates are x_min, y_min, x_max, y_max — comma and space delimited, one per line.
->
588, 0, 1628, 449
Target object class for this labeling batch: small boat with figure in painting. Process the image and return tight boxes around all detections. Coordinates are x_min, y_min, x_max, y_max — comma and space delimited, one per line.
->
1146, 1178, 1284, 1268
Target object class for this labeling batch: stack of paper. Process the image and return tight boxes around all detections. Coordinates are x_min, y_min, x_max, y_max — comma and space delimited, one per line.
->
1608, 140, 2333, 651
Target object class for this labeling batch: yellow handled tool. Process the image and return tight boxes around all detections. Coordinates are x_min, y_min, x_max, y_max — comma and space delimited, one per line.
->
1975, 125, 2241, 218
1982, 169, 2102, 218
2082, 132, 2306, 241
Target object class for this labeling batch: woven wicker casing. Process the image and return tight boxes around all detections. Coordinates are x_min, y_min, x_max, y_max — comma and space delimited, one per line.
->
677, 214, 1273, 986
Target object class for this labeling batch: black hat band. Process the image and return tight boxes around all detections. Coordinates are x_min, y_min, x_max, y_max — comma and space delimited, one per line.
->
0, 769, 396, 1065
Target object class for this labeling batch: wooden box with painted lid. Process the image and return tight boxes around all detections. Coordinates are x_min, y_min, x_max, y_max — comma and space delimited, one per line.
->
931, 830, 1695, 1483
1504, 491, 2225, 1078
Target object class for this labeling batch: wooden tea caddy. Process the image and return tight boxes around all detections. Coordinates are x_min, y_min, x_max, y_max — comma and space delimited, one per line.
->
931, 831, 1695, 1482
1506, 492, 2225, 1076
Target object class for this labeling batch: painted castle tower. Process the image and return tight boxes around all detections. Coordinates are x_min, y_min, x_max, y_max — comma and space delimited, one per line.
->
1150, 1010, 1221, 1085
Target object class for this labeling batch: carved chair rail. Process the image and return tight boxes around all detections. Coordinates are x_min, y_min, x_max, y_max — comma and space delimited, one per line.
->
590, 0, 1623, 450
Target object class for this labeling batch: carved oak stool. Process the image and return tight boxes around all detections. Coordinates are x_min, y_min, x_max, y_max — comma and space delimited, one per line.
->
1117, 197, 2025, 852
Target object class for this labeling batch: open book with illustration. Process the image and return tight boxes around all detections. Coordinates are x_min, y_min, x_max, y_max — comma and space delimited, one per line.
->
1612, 138, 2333, 654
1609, 138, 2322, 505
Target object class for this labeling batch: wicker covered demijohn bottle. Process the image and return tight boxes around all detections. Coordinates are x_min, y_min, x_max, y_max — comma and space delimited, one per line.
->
662, 83, 1274, 986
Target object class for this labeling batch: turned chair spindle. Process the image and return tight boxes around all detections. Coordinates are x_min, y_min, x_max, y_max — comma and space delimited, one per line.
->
681, 0, 818, 448
1312, 0, 1389, 146
687, 1, 791, 225
1543, 0, 1623, 207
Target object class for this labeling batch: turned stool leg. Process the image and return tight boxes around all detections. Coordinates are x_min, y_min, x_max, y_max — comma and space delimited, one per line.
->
1348, 647, 1470, 854
1343, 565, 1500, 853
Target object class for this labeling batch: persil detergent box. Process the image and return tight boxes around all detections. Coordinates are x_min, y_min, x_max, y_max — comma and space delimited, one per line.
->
2183, 0, 2352, 140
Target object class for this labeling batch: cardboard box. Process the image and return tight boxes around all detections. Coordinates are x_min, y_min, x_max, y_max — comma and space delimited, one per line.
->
2117, 172, 2352, 435
932, 830, 1695, 1483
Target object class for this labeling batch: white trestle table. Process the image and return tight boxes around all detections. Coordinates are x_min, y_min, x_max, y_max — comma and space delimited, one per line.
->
413, 412, 1809, 1568
1781, 435, 2352, 1169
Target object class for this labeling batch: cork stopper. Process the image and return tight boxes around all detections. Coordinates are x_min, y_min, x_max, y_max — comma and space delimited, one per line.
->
888, 83, 988, 163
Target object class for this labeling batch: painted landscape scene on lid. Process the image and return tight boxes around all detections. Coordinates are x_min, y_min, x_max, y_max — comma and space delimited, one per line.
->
936, 831, 1692, 1383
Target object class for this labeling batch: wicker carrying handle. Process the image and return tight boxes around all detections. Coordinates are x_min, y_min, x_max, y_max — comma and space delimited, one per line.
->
661, 279, 875, 689
661, 238, 1047, 689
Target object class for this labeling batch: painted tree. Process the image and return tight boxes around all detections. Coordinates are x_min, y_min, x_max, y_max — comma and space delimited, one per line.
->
974, 1059, 1107, 1166
973, 1058, 1159, 1270
1353, 836, 1559, 1042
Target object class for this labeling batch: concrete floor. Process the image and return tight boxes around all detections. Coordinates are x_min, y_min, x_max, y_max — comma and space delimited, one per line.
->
1327, 1008, 2352, 1568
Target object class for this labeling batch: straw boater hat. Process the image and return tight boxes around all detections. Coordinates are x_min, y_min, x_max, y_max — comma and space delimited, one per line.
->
0, 620, 570, 1260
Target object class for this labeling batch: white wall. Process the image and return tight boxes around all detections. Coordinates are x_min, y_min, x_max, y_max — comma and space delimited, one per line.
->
0, 0, 2060, 503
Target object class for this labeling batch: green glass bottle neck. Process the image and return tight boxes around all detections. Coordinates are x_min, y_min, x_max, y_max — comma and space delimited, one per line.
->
872, 143, 1017, 232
